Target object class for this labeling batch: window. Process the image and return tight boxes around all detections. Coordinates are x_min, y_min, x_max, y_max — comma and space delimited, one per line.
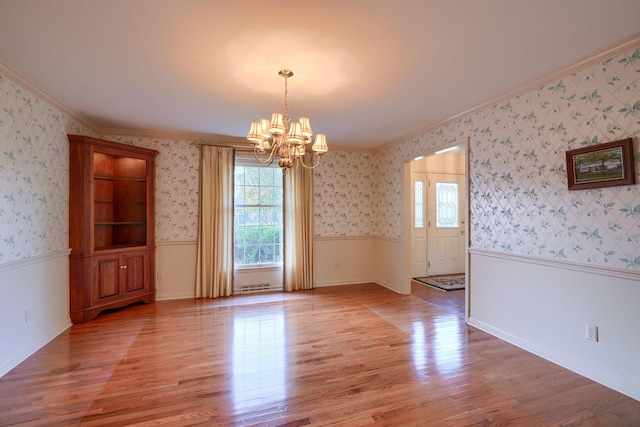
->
234, 158, 283, 266
414, 180, 424, 228
435, 182, 459, 228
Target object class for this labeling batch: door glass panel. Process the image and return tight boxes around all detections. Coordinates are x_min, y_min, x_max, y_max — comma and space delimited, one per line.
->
435, 182, 458, 228
414, 180, 424, 228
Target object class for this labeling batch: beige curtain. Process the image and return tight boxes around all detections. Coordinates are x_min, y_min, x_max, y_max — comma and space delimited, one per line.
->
196, 145, 235, 298
283, 158, 315, 291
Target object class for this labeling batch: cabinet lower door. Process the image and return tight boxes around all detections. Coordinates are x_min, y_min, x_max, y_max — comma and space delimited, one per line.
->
122, 252, 149, 296
94, 255, 123, 305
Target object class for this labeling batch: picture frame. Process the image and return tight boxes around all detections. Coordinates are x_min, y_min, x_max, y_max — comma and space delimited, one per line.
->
566, 138, 635, 190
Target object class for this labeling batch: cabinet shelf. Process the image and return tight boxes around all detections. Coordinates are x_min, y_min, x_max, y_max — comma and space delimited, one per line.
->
94, 173, 146, 182
95, 222, 145, 226
94, 244, 147, 251
94, 200, 146, 204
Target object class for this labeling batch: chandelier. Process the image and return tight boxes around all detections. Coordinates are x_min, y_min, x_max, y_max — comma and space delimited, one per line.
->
246, 69, 328, 169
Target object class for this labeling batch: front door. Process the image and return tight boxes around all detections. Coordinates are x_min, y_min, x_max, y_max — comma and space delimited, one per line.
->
427, 173, 465, 276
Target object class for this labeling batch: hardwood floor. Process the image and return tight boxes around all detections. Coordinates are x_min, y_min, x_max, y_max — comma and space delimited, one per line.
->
1, 283, 639, 426
411, 280, 465, 317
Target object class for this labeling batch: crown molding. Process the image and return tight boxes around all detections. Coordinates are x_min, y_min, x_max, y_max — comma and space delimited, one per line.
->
328, 144, 375, 154
0, 59, 99, 133
98, 127, 376, 153
98, 127, 248, 146
374, 32, 640, 154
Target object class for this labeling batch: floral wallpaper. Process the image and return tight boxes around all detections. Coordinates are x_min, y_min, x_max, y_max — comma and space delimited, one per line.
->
375, 48, 640, 270
0, 74, 89, 263
313, 150, 378, 236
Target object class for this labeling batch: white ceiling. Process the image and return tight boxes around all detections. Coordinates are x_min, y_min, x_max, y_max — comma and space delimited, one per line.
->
1, 0, 639, 149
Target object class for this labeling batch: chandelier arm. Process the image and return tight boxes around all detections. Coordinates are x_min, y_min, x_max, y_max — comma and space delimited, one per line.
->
253, 142, 278, 166
297, 153, 322, 169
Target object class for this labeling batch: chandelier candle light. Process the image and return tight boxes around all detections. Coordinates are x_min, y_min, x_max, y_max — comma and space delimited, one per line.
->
246, 69, 328, 169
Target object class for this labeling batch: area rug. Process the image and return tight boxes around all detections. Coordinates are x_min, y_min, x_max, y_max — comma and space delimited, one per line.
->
413, 274, 465, 291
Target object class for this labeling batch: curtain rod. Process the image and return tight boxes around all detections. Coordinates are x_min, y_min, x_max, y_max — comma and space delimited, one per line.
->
193, 140, 253, 152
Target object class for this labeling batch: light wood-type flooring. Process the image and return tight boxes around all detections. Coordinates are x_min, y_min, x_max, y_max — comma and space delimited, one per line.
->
1, 283, 639, 426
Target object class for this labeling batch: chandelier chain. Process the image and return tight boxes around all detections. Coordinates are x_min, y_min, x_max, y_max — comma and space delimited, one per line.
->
283, 73, 289, 125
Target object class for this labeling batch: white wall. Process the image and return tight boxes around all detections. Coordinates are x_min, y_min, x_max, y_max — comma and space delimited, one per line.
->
314, 237, 374, 286
155, 241, 197, 300
372, 237, 403, 293
0, 251, 71, 376
469, 249, 640, 400
234, 266, 284, 294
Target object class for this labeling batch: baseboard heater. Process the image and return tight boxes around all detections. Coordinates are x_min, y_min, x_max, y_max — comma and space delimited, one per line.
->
239, 283, 272, 294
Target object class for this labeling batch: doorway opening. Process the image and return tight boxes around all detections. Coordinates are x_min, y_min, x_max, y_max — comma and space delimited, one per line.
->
401, 139, 470, 320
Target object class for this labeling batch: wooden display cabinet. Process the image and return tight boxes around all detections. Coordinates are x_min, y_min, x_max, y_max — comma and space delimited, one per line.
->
68, 135, 158, 323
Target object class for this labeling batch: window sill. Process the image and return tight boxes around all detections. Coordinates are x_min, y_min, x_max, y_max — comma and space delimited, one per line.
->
234, 263, 283, 272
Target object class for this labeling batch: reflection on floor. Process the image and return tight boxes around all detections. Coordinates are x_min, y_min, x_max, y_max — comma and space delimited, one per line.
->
412, 279, 465, 317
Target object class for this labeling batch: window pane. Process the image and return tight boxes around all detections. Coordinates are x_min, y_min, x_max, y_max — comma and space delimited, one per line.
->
260, 168, 274, 186
246, 168, 260, 185
234, 185, 244, 205
436, 182, 459, 228
249, 226, 262, 244
273, 184, 283, 202
235, 206, 245, 227
244, 244, 258, 264
414, 180, 424, 228
245, 186, 259, 205
234, 246, 244, 263
243, 207, 260, 226
234, 228, 244, 245
259, 227, 273, 244
234, 167, 245, 186
259, 245, 274, 263
260, 186, 275, 205
274, 244, 282, 262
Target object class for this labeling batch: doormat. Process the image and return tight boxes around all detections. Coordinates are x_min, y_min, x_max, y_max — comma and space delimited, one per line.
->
413, 274, 465, 291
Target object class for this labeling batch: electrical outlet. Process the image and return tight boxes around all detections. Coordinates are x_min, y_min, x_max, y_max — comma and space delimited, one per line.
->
335, 263, 340, 270
586, 324, 598, 342
157, 272, 164, 281
24, 309, 31, 324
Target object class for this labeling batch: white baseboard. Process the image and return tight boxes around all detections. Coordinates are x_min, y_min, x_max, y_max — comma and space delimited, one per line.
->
468, 317, 640, 401
315, 278, 373, 287
0, 319, 70, 377
156, 292, 195, 301
374, 279, 403, 294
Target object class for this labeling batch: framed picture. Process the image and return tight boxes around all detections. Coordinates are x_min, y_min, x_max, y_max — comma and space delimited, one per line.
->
566, 138, 635, 190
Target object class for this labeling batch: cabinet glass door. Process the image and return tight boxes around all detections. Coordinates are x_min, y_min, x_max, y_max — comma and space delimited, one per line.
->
93, 152, 147, 250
